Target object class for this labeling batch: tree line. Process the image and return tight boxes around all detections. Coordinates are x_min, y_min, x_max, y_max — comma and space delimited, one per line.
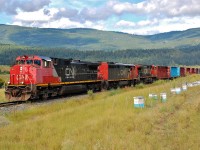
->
0, 44, 200, 66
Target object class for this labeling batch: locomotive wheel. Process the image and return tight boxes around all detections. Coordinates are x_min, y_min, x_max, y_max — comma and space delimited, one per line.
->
101, 81, 109, 90
43, 93, 48, 100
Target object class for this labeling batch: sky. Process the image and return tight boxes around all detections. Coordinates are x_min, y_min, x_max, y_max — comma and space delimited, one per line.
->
0, 0, 200, 35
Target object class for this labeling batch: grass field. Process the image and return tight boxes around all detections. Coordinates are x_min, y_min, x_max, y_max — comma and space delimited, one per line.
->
0, 89, 6, 102
0, 65, 10, 72
0, 75, 200, 149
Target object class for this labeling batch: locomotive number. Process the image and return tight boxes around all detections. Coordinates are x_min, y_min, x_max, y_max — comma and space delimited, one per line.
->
65, 67, 75, 79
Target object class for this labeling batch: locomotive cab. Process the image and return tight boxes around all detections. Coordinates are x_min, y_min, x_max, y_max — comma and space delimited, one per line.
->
5, 55, 60, 101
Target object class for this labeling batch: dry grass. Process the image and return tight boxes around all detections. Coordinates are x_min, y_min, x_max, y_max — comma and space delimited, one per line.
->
0, 89, 6, 102
0, 75, 200, 149
0, 65, 10, 72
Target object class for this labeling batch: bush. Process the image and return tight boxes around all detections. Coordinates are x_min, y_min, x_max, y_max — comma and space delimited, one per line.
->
0, 78, 4, 88
87, 90, 94, 100
135, 83, 144, 89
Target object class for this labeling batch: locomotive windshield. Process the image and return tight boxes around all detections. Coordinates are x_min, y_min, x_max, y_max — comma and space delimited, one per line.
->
16, 60, 25, 64
26, 60, 33, 64
16, 59, 41, 66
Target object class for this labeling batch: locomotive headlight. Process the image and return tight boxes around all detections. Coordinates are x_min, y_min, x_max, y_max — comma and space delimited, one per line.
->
7, 81, 10, 84
20, 81, 24, 84
20, 66, 22, 71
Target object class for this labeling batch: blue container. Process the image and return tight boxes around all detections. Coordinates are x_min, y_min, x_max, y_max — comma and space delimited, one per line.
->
170, 67, 180, 78
134, 96, 145, 108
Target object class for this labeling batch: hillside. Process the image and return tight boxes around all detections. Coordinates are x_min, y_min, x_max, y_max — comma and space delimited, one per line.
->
0, 24, 200, 50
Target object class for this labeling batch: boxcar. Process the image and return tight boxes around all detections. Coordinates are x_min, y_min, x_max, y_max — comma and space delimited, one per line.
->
180, 67, 186, 77
170, 67, 180, 78
156, 66, 170, 79
198, 68, 200, 74
191, 68, 197, 74
186, 68, 191, 74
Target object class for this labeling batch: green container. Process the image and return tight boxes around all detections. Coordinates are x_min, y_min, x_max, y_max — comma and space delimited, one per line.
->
160, 93, 167, 102
149, 93, 158, 100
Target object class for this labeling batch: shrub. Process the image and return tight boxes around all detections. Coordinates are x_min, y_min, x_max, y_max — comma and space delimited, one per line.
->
0, 78, 4, 88
87, 90, 94, 100
135, 83, 144, 89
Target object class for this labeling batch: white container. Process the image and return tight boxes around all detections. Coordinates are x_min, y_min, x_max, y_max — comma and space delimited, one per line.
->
171, 88, 176, 94
187, 83, 193, 87
182, 85, 187, 91
160, 93, 167, 102
171, 88, 181, 94
175, 87, 181, 94
134, 96, 145, 108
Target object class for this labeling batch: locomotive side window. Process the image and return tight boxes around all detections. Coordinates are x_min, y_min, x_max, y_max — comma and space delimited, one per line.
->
52, 58, 58, 65
42, 60, 51, 68
34, 60, 41, 66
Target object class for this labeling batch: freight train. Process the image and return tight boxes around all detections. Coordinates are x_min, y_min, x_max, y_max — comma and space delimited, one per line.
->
5, 55, 200, 101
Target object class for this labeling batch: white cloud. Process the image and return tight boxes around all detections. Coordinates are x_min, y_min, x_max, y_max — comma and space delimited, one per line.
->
116, 20, 136, 27
14, 8, 58, 22
12, 8, 105, 30
111, 0, 200, 18
137, 20, 151, 26
8, 0, 200, 35
119, 16, 200, 35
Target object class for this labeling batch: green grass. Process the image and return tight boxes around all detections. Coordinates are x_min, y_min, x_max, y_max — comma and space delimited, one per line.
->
0, 65, 9, 84
0, 74, 9, 82
0, 75, 200, 149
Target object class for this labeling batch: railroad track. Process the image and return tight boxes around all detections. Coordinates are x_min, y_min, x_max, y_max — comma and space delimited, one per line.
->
0, 101, 25, 108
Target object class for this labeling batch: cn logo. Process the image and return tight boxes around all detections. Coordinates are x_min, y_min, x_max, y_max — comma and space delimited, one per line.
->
65, 67, 75, 79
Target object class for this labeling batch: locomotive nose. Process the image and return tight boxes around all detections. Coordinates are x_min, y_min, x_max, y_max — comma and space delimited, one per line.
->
5, 86, 32, 101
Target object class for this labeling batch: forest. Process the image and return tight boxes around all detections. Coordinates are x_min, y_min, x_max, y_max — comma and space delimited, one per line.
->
0, 44, 200, 66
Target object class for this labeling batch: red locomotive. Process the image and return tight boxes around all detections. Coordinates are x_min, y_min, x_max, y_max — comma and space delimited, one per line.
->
5, 55, 200, 101
5, 56, 61, 101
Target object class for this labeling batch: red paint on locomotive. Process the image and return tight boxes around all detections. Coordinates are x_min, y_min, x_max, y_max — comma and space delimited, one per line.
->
151, 65, 157, 77
97, 62, 108, 80
10, 55, 60, 85
130, 65, 139, 79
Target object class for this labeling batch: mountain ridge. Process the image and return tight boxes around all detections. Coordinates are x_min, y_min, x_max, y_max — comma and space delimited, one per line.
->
0, 24, 200, 50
